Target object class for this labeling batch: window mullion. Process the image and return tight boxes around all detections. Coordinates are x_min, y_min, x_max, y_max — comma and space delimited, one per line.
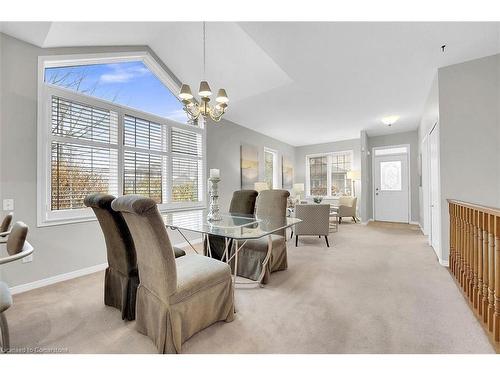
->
117, 111, 125, 196
327, 155, 332, 197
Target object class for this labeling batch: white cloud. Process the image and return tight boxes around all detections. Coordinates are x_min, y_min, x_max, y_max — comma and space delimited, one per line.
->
165, 109, 188, 123
99, 64, 151, 83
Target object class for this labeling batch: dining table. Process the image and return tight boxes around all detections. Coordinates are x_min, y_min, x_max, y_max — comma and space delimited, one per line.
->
163, 210, 301, 288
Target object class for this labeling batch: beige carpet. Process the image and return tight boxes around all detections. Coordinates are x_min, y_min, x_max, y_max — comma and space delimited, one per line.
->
4, 222, 495, 354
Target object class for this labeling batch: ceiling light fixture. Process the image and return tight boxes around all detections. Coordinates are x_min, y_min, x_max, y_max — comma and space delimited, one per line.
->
178, 22, 229, 123
381, 115, 400, 127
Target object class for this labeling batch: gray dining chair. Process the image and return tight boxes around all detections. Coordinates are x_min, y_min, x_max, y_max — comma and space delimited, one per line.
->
0, 221, 33, 353
0, 212, 13, 243
204, 190, 258, 260
294, 204, 331, 247
111, 195, 234, 354
85, 193, 186, 321
232, 190, 290, 284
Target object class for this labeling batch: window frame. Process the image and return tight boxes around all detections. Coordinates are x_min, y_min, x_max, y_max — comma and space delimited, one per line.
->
37, 52, 206, 227
263, 147, 279, 189
305, 150, 354, 198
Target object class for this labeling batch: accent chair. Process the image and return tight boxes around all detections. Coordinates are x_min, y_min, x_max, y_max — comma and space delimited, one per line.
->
294, 204, 331, 247
84, 193, 186, 321
232, 189, 290, 284
111, 195, 234, 354
338, 196, 358, 223
204, 189, 258, 260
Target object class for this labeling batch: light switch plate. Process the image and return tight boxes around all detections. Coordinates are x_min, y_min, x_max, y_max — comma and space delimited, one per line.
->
3, 199, 14, 211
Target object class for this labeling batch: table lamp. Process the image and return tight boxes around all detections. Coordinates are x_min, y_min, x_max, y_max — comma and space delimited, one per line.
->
346, 170, 361, 197
293, 183, 305, 201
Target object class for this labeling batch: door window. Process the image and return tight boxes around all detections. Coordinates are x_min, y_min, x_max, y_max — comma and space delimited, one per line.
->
380, 161, 402, 191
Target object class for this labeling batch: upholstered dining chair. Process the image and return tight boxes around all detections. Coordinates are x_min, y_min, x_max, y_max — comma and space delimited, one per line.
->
232, 189, 290, 284
111, 195, 234, 354
85, 193, 187, 321
0, 221, 33, 353
294, 204, 331, 247
337, 196, 358, 223
204, 190, 258, 260
0, 212, 13, 242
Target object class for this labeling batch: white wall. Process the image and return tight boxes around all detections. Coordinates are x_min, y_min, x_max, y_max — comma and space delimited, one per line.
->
0, 33, 201, 288
366, 130, 420, 223
360, 130, 369, 222
437, 53, 500, 262
206, 119, 295, 212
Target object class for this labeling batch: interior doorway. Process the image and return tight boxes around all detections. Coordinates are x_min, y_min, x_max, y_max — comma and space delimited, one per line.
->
373, 145, 410, 223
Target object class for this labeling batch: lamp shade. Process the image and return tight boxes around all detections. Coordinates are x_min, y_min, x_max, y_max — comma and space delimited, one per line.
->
254, 182, 269, 192
198, 81, 212, 97
179, 84, 193, 100
216, 88, 229, 103
293, 183, 305, 193
347, 170, 361, 180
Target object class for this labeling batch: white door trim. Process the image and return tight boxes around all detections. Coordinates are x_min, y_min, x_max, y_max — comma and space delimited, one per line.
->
372, 144, 411, 223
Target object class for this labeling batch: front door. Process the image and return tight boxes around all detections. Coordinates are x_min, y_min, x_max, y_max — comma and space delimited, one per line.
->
374, 149, 409, 223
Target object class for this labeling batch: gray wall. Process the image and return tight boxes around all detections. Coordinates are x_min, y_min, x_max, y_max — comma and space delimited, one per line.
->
0, 33, 200, 288
366, 130, 420, 222
206, 119, 295, 212
294, 138, 362, 205
437, 54, 500, 262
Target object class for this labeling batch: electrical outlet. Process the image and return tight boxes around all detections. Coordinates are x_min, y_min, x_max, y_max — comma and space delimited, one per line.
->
22, 254, 33, 263
3, 199, 14, 211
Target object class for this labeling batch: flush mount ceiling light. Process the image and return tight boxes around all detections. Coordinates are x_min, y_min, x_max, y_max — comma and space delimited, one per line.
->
381, 115, 400, 127
178, 22, 229, 123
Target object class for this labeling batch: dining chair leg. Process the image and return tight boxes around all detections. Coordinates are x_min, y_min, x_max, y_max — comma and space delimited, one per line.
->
0, 312, 9, 353
352, 216, 357, 223
295, 235, 298, 247
290, 229, 294, 239
339, 217, 342, 224
325, 236, 330, 247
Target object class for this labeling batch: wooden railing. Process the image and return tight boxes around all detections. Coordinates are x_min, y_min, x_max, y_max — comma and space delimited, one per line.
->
448, 199, 500, 346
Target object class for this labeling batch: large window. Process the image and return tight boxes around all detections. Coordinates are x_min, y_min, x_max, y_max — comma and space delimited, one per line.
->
306, 151, 353, 197
38, 53, 205, 226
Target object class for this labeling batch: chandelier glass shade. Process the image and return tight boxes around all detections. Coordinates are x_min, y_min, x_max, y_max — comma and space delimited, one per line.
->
178, 22, 229, 123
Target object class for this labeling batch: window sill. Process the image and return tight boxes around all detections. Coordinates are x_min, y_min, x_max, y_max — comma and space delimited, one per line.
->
37, 204, 207, 228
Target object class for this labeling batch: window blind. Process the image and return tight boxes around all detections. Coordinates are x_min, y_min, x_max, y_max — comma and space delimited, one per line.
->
123, 114, 168, 203
171, 158, 200, 202
171, 127, 202, 156
50, 96, 118, 211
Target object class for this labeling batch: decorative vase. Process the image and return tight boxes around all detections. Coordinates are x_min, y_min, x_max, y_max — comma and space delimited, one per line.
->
207, 177, 222, 221
313, 196, 323, 204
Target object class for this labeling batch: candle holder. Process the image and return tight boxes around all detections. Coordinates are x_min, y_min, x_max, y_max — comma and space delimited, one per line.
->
207, 177, 222, 222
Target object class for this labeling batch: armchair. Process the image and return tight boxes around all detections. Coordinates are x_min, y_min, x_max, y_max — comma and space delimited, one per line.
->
294, 204, 331, 247
337, 196, 358, 223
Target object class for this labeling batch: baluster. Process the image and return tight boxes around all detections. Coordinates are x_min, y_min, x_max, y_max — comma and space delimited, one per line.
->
472, 209, 478, 306
483, 213, 490, 324
461, 206, 467, 288
477, 211, 484, 316
465, 208, 472, 300
456, 205, 463, 282
488, 214, 495, 332
494, 216, 500, 341
448, 203, 455, 274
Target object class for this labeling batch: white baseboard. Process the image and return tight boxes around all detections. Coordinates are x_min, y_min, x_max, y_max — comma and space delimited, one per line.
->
9, 237, 203, 295
10, 263, 108, 295
439, 258, 449, 267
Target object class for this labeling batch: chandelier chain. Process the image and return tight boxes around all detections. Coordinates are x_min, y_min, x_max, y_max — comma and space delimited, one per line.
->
203, 21, 206, 78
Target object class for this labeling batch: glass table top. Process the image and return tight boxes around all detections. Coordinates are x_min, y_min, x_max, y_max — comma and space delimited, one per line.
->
163, 210, 301, 240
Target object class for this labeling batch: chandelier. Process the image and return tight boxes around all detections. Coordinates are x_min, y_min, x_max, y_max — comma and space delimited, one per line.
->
178, 22, 229, 123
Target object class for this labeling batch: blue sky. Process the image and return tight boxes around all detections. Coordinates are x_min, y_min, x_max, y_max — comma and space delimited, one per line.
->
44, 61, 187, 123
